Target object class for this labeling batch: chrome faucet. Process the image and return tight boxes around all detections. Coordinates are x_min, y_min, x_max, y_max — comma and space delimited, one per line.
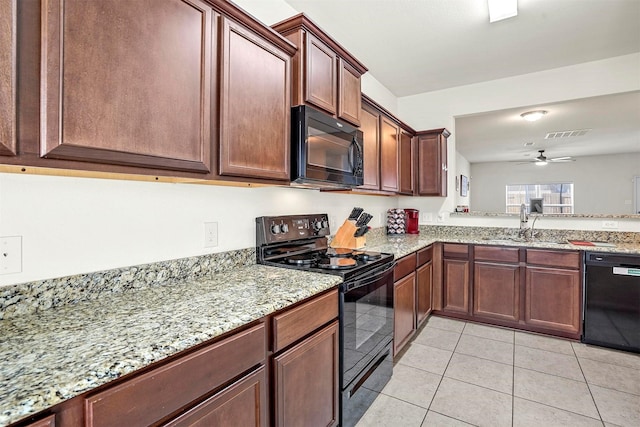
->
519, 203, 529, 238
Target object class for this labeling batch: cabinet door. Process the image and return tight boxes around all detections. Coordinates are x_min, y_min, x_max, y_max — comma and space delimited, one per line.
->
443, 259, 470, 314
41, 0, 213, 172
273, 321, 339, 427
304, 33, 337, 115
164, 367, 267, 427
416, 261, 433, 327
525, 266, 581, 335
338, 59, 361, 126
358, 103, 380, 190
380, 116, 399, 193
398, 131, 414, 195
394, 272, 416, 355
474, 262, 520, 323
219, 18, 291, 180
0, 0, 16, 156
416, 132, 448, 196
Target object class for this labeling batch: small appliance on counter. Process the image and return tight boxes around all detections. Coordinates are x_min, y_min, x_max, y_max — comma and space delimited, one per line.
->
386, 208, 406, 234
405, 209, 420, 234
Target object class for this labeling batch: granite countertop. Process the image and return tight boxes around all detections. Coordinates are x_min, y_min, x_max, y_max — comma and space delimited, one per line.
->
0, 265, 341, 426
365, 233, 640, 259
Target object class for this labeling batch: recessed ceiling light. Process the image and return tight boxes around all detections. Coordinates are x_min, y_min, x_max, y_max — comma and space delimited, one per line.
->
488, 0, 518, 23
520, 110, 548, 122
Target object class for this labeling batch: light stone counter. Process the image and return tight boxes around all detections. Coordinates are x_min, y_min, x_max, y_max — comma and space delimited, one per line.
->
0, 265, 341, 426
364, 227, 640, 259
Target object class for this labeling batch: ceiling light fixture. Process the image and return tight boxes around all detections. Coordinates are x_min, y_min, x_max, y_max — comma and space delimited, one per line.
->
535, 160, 548, 166
488, 0, 518, 23
520, 110, 548, 122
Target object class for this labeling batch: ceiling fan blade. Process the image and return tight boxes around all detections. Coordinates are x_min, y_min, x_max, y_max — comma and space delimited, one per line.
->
549, 158, 575, 162
550, 156, 572, 161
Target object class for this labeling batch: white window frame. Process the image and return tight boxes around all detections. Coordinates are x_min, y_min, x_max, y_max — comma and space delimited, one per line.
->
505, 183, 574, 214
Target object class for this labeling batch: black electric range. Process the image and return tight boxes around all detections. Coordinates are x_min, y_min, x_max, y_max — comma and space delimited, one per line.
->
256, 214, 395, 427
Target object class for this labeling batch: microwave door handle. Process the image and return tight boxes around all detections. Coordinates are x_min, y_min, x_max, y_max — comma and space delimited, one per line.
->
349, 138, 362, 174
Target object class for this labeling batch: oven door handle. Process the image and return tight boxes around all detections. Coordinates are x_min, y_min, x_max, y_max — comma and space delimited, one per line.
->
344, 262, 396, 292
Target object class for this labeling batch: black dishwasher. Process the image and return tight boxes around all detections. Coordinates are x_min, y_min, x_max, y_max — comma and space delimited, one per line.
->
584, 252, 640, 353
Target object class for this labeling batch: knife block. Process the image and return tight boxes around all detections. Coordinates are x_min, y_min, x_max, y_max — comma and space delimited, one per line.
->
330, 220, 366, 249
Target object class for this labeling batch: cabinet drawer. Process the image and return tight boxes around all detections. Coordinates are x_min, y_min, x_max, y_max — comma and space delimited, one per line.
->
24, 415, 55, 427
417, 245, 433, 267
443, 243, 469, 259
272, 289, 338, 352
394, 253, 417, 281
526, 249, 580, 269
475, 246, 519, 263
85, 323, 266, 427
163, 367, 267, 427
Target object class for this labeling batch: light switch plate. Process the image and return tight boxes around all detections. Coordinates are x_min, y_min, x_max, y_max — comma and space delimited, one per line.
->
0, 236, 22, 275
602, 220, 619, 229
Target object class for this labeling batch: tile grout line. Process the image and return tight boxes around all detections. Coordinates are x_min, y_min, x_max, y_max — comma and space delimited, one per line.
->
423, 320, 467, 424
571, 342, 605, 425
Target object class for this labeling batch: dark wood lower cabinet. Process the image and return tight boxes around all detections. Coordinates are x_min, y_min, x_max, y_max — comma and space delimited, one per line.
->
525, 266, 581, 335
272, 321, 339, 427
416, 261, 432, 327
442, 259, 470, 315
435, 245, 582, 339
473, 262, 520, 322
394, 272, 416, 355
164, 367, 267, 427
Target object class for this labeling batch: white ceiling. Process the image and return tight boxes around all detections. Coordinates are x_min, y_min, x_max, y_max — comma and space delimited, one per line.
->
281, 0, 640, 162
455, 91, 640, 163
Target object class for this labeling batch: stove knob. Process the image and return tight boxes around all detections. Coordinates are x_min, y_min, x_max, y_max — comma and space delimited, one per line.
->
312, 221, 323, 231
271, 224, 281, 234
321, 220, 329, 229
281, 223, 289, 233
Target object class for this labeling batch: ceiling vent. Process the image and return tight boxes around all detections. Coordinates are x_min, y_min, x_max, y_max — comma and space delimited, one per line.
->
545, 129, 591, 139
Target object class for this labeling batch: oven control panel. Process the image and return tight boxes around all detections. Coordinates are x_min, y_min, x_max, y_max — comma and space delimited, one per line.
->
256, 214, 330, 245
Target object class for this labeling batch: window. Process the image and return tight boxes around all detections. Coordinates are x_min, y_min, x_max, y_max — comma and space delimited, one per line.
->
506, 183, 574, 214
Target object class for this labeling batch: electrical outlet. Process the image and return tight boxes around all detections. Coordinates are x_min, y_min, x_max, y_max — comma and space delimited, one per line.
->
421, 212, 433, 223
204, 222, 218, 247
602, 220, 619, 230
0, 236, 22, 275
329, 215, 336, 229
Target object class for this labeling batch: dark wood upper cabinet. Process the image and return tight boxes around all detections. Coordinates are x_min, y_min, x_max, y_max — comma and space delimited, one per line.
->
304, 33, 337, 114
273, 14, 367, 127
380, 115, 399, 192
415, 128, 450, 196
338, 59, 362, 125
218, 17, 291, 181
0, 0, 16, 156
40, 0, 214, 173
398, 131, 414, 195
358, 101, 381, 190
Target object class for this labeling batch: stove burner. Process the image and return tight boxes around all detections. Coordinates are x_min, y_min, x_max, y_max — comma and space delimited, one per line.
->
317, 257, 357, 269
286, 255, 314, 265
352, 251, 382, 261
326, 247, 354, 258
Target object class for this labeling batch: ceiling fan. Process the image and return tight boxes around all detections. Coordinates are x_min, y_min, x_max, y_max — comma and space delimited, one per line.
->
521, 150, 575, 166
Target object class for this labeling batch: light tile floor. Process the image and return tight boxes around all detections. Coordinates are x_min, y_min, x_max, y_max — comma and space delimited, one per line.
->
356, 316, 640, 427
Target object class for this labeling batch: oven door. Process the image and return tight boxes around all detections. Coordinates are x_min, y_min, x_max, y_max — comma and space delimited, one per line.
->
340, 262, 395, 388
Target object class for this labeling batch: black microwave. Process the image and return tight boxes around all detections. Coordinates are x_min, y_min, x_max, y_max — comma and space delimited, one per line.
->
291, 105, 364, 188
